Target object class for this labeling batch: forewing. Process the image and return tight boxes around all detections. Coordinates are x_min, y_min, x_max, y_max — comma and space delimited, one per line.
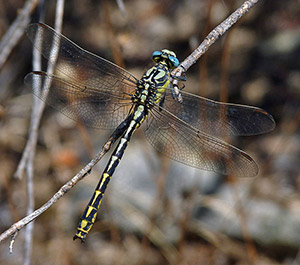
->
25, 71, 133, 129
163, 89, 275, 136
145, 105, 259, 177
26, 23, 138, 100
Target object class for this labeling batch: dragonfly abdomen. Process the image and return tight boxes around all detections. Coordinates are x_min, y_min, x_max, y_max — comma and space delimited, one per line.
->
74, 105, 146, 242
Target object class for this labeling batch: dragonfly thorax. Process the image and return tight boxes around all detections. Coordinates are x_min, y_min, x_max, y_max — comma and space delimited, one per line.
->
132, 63, 172, 108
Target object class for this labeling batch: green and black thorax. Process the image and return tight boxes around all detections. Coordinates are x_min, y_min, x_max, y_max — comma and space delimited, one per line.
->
132, 49, 179, 113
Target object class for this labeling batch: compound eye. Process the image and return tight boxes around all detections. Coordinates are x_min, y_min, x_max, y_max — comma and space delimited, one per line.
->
152, 51, 162, 58
168, 55, 179, 68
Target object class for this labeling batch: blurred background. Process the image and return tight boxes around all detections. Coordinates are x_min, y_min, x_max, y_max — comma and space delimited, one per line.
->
0, 0, 300, 264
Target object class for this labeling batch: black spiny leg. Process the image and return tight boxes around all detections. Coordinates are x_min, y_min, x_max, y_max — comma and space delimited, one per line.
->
170, 73, 186, 101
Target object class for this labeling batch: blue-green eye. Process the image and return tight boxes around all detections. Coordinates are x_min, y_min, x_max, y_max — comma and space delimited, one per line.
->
152, 51, 162, 58
169, 56, 179, 68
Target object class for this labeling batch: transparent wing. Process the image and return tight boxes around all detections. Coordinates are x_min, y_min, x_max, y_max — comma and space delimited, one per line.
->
26, 23, 139, 128
163, 89, 275, 136
26, 23, 138, 94
25, 71, 133, 129
145, 104, 259, 177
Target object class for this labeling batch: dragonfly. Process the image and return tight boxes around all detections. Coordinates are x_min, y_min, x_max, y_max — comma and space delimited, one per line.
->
25, 23, 275, 242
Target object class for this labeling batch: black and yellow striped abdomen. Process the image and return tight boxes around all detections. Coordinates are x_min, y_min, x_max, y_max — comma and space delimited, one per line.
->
74, 105, 146, 241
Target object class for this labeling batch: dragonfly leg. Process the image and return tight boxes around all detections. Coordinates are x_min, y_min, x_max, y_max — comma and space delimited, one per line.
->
171, 73, 186, 82
170, 73, 186, 102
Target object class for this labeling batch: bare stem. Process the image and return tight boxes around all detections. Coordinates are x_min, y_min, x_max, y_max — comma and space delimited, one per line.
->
0, 138, 113, 243
0, 0, 39, 69
13, 0, 65, 261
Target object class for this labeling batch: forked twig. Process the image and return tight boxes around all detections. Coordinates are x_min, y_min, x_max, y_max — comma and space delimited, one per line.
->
14, 1, 65, 181
1, 138, 114, 243
12, 0, 65, 258
1, 0, 260, 247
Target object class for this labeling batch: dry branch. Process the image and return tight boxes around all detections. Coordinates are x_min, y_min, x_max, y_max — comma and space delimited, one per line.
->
0, 0, 39, 69
0, 139, 114, 243
13, 0, 65, 260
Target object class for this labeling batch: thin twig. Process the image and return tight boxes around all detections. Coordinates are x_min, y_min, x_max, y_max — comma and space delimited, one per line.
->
9, 231, 18, 254
171, 0, 260, 102
0, 138, 114, 243
22, 0, 45, 262
13, 0, 65, 259
0, 0, 39, 69
198, 0, 216, 96
103, 0, 125, 67
116, 0, 127, 17
14, 2, 65, 182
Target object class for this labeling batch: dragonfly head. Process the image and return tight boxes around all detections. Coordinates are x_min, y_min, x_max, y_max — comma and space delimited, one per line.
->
152, 49, 179, 69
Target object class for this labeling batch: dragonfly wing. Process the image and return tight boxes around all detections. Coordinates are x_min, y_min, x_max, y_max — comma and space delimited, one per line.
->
163, 89, 275, 136
145, 105, 258, 177
25, 71, 133, 129
26, 23, 138, 99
